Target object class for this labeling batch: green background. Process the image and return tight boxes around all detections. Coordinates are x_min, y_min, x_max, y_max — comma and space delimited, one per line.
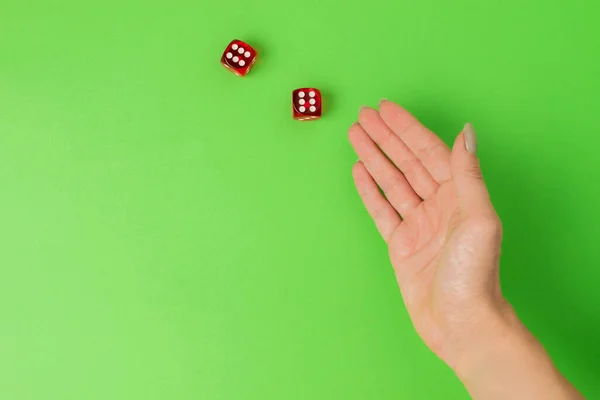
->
1, 0, 599, 398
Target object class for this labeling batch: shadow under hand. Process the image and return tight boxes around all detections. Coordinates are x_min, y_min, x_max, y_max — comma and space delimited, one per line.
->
488, 152, 600, 397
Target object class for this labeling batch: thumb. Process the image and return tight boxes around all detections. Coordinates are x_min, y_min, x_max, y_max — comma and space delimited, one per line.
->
451, 123, 495, 218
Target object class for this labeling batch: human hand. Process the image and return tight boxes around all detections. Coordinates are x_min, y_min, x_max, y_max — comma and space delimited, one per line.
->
349, 100, 504, 366
349, 100, 582, 399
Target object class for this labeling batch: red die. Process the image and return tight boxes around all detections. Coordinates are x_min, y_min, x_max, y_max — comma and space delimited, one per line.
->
221, 39, 257, 77
292, 88, 322, 121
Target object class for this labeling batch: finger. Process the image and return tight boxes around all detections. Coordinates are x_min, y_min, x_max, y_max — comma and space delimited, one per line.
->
451, 123, 495, 218
378, 100, 451, 183
352, 161, 401, 242
358, 106, 439, 199
348, 123, 421, 215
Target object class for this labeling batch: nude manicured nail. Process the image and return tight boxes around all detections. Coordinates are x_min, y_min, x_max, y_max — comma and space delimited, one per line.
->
359, 105, 367, 113
463, 122, 478, 154
378, 98, 388, 107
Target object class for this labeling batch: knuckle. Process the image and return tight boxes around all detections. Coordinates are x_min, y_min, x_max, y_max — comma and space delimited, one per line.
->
379, 130, 396, 149
397, 116, 420, 134
465, 164, 483, 180
397, 156, 420, 176
383, 175, 406, 193
371, 206, 386, 220
418, 141, 445, 160
362, 154, 375, 167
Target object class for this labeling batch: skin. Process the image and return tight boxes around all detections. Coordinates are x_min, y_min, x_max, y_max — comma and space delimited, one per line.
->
349, 100, 583, 399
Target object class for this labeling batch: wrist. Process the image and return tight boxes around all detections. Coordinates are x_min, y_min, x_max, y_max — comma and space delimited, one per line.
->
451, 301, 582, 399
439, 298, 516, 375
450, 299, 518, 378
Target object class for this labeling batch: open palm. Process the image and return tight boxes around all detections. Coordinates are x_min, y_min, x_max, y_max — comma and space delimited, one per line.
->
349, 101, 504, 366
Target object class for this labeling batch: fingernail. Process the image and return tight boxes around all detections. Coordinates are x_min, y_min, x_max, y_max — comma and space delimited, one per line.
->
378, 98, 388, 107
359, 105, 367, 113
463, 122, 478, 154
